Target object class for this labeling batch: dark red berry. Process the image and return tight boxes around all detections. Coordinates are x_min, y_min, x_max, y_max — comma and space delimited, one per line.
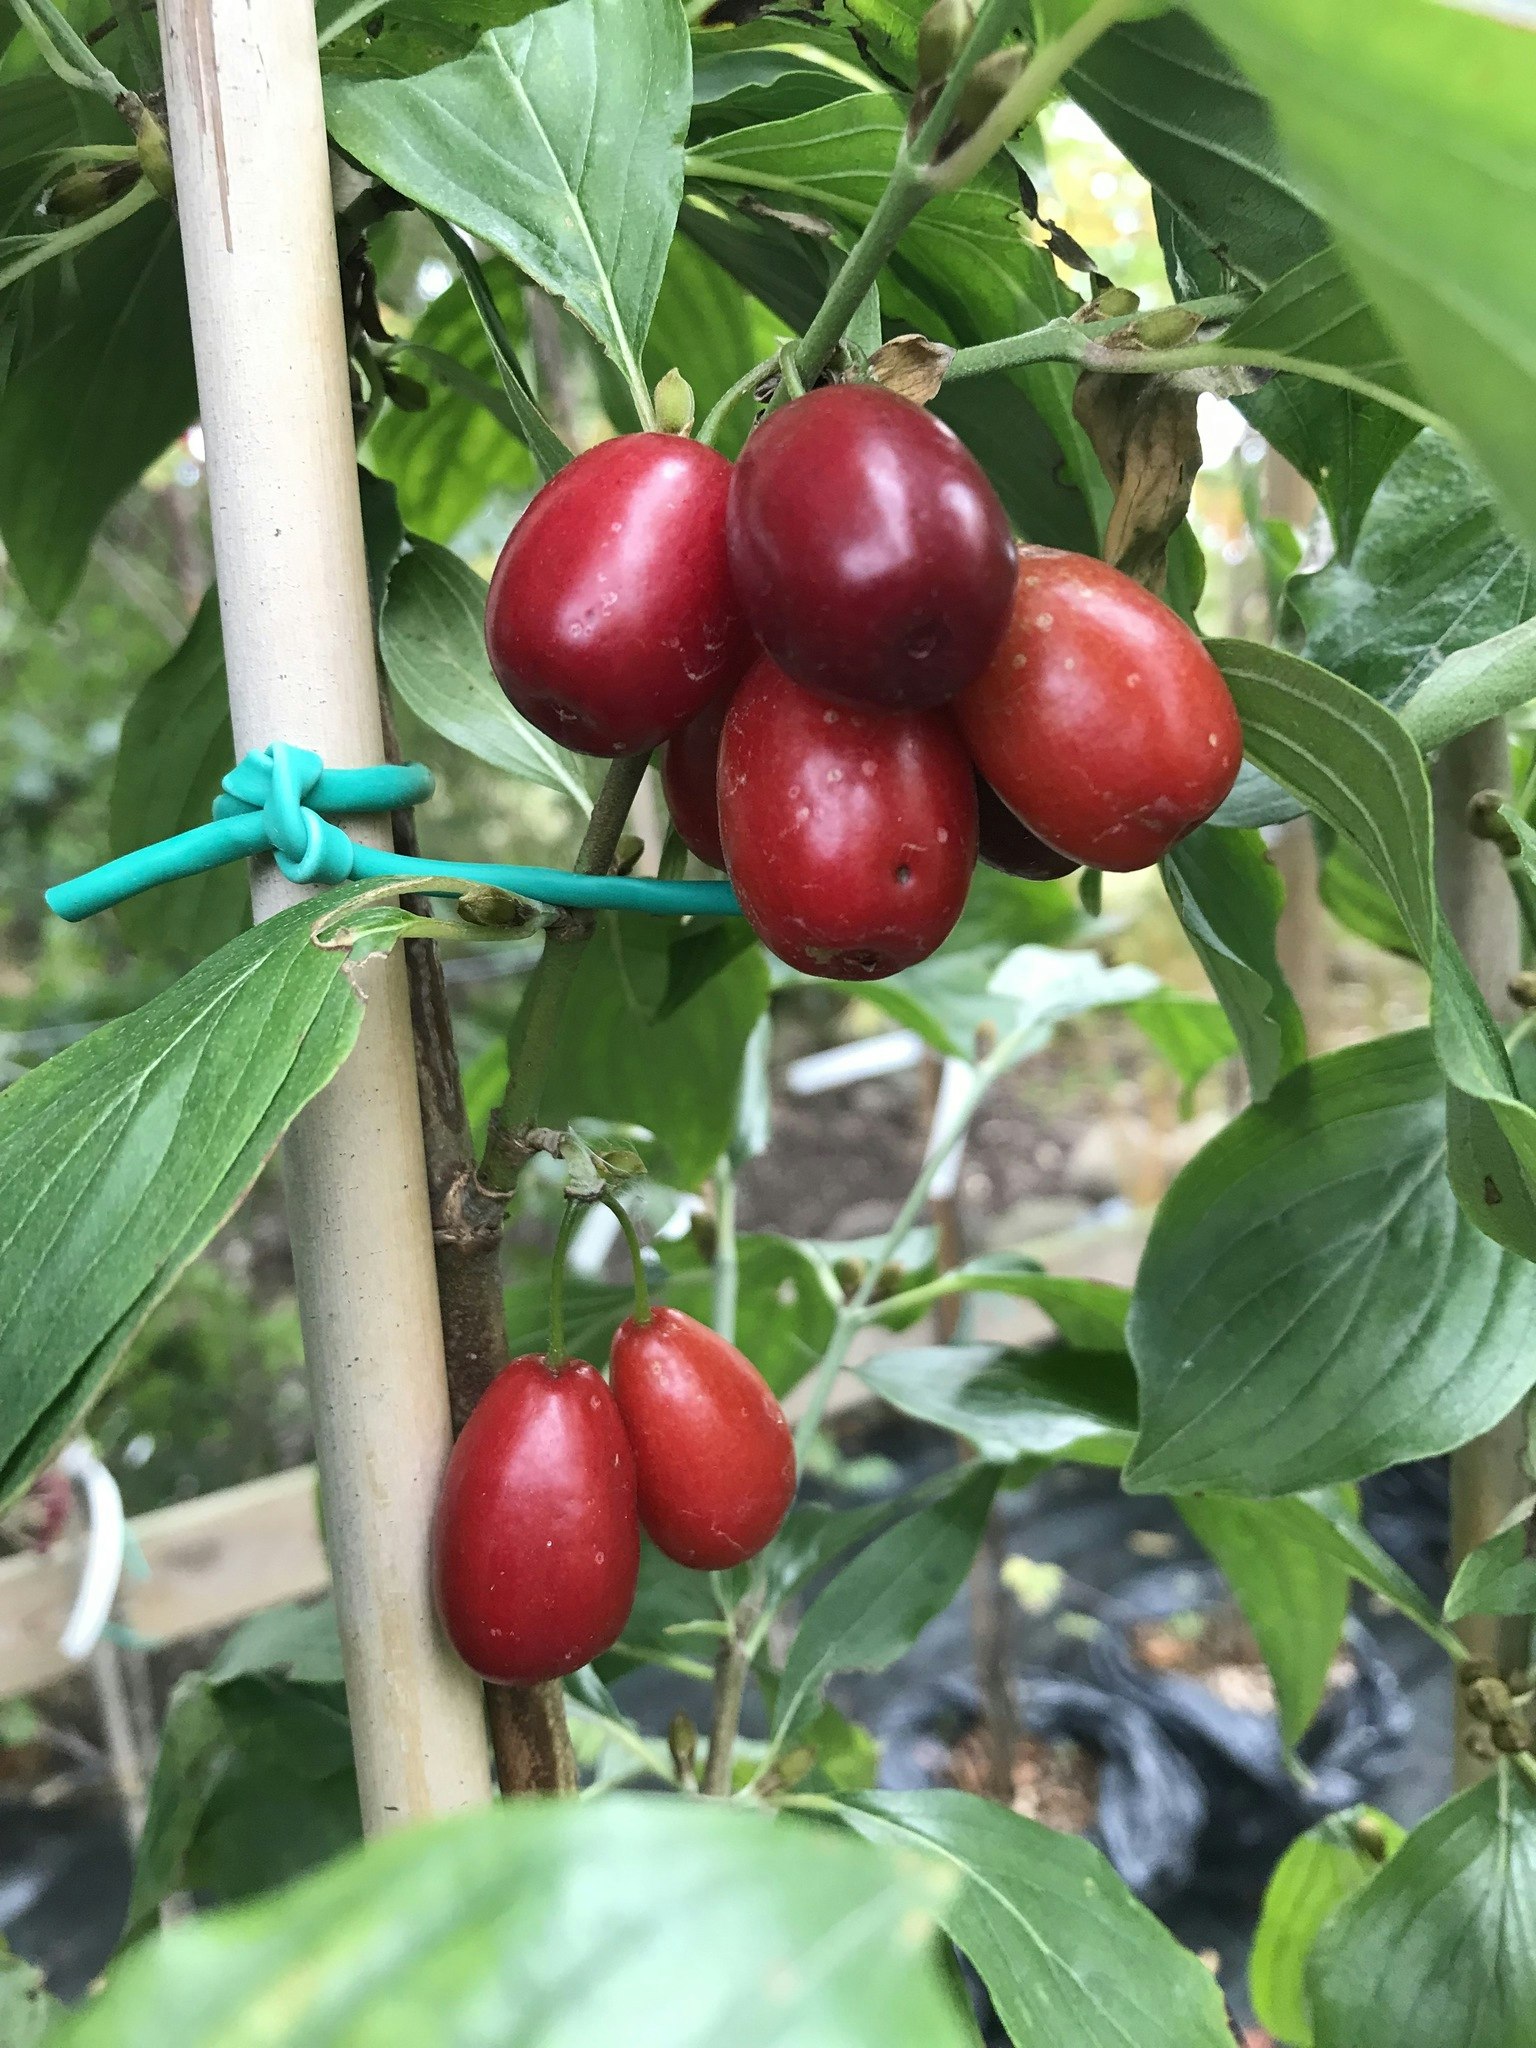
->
718, 656, 978, 981
485, 434, 753, 757
974, 774, 1079, 880
726, 384, 1016, 711
433, 1355, 639, 1684
609, 1308, 795, 1570
661, 691, 730, 869
957, 549, 1242, 871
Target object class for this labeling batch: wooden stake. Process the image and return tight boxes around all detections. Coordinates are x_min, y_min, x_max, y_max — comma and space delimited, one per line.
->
159, 0, 492, 1827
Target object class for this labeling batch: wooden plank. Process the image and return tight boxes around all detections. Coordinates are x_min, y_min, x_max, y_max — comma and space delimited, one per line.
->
0, 1466, 330, 1699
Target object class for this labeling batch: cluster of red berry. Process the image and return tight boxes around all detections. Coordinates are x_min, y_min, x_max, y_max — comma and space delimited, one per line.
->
485, 383, 1244, 980
433, 1307, 794, 1685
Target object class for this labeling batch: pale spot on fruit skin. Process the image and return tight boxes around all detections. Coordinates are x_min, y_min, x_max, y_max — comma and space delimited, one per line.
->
1063, 656, 1076, 672
1127, 672, 1141, 687
1035, 613, 1053, 629
1012, 653, 1027, 670
795, 806, 810, 823
862, 760, 876, 776
937, 827, 949, 844
1024, 574, 1040, 588
823, 709, 839, 724
827, 768, 842, 784
788, 783, 800, 799
1208, 732, 1219, 746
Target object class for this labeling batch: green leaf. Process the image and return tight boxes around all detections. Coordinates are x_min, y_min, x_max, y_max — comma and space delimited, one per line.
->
1126, 990, 1238, 1110
379, 538, 589, 807
367, 275, 538, 541
1060, 10, 1324, 290
836, 1789, 1236, 2048
1291, 434, 1535, 718
66, 1795, 974, 2048
1249, 1808, 1405, 2048
1316, 828, 1415, 960
1187, 0, 1536, 555
317, 0, 549, 79
857, 1343, 1137, 1467
536, 914, 770, 1190
108, 590, 245, 967
1307, 1772, 1536, 2048
0, 1935, 58, 2048
1445, 1522, 1536, 1623
852, 942, 1158, 1065
0, 205, 195, 618
128, 1603, 360, 1939
326, 0, 690, 400
1161, 824, 1306, 1102
0, 884, 412, 1503
1175, 1490, 1349, 1748
1126, 1031, 1536, 1496
1216, 634, 1536, 1258
775, 1463, 1000, 1737
1256, 1487, 1459, 1655
660, 1233, 842, 1396
1399, 615, 1536, 758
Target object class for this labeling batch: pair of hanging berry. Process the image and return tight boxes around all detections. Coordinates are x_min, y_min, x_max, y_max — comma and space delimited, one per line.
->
485, 380, 1243, 981
433, 1289, 795, 1686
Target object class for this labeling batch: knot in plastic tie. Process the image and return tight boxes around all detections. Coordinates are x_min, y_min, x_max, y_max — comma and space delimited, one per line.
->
215, 743, 357, 886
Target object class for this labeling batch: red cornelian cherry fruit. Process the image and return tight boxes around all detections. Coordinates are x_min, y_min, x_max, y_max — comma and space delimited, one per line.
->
485, 434, 753, 757
956, 548, 1243, 871
717, 656, 978, 980
432, 1354, 639, 1684
726, 384, 1016, 711
608, 1307, 795, 1571
661, 690, 730, 869
974, 774, 1079, 881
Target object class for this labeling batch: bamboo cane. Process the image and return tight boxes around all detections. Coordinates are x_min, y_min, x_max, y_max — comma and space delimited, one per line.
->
159, 0, 493, 1828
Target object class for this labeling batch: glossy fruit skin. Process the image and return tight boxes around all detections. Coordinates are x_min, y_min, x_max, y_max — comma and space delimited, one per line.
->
485, 434, 753, 756
718, 657, 978, 980
609, 1308, 795, 1570
661, 691, 730, 869
974, 774, 1079, 881
956, 548, 1243, 871
432, 1355, 639, 1684
726, 384, 1016, 711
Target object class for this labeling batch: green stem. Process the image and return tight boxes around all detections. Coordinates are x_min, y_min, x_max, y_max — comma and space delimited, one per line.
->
845, 1270, 969, 1328
712, 1154, 739, 1345
602, 1191, 652, 1325
480, 753, 650, 1191
696, 357, 775, 448
547, 1200, 584, 1365
9, 0, 128, 98
944, 317, 1445, 432
924, 0, 1138, 195
432, 218, 574, 481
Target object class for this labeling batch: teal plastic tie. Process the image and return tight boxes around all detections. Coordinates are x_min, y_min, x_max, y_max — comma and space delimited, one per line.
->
46, 741, 740, 925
